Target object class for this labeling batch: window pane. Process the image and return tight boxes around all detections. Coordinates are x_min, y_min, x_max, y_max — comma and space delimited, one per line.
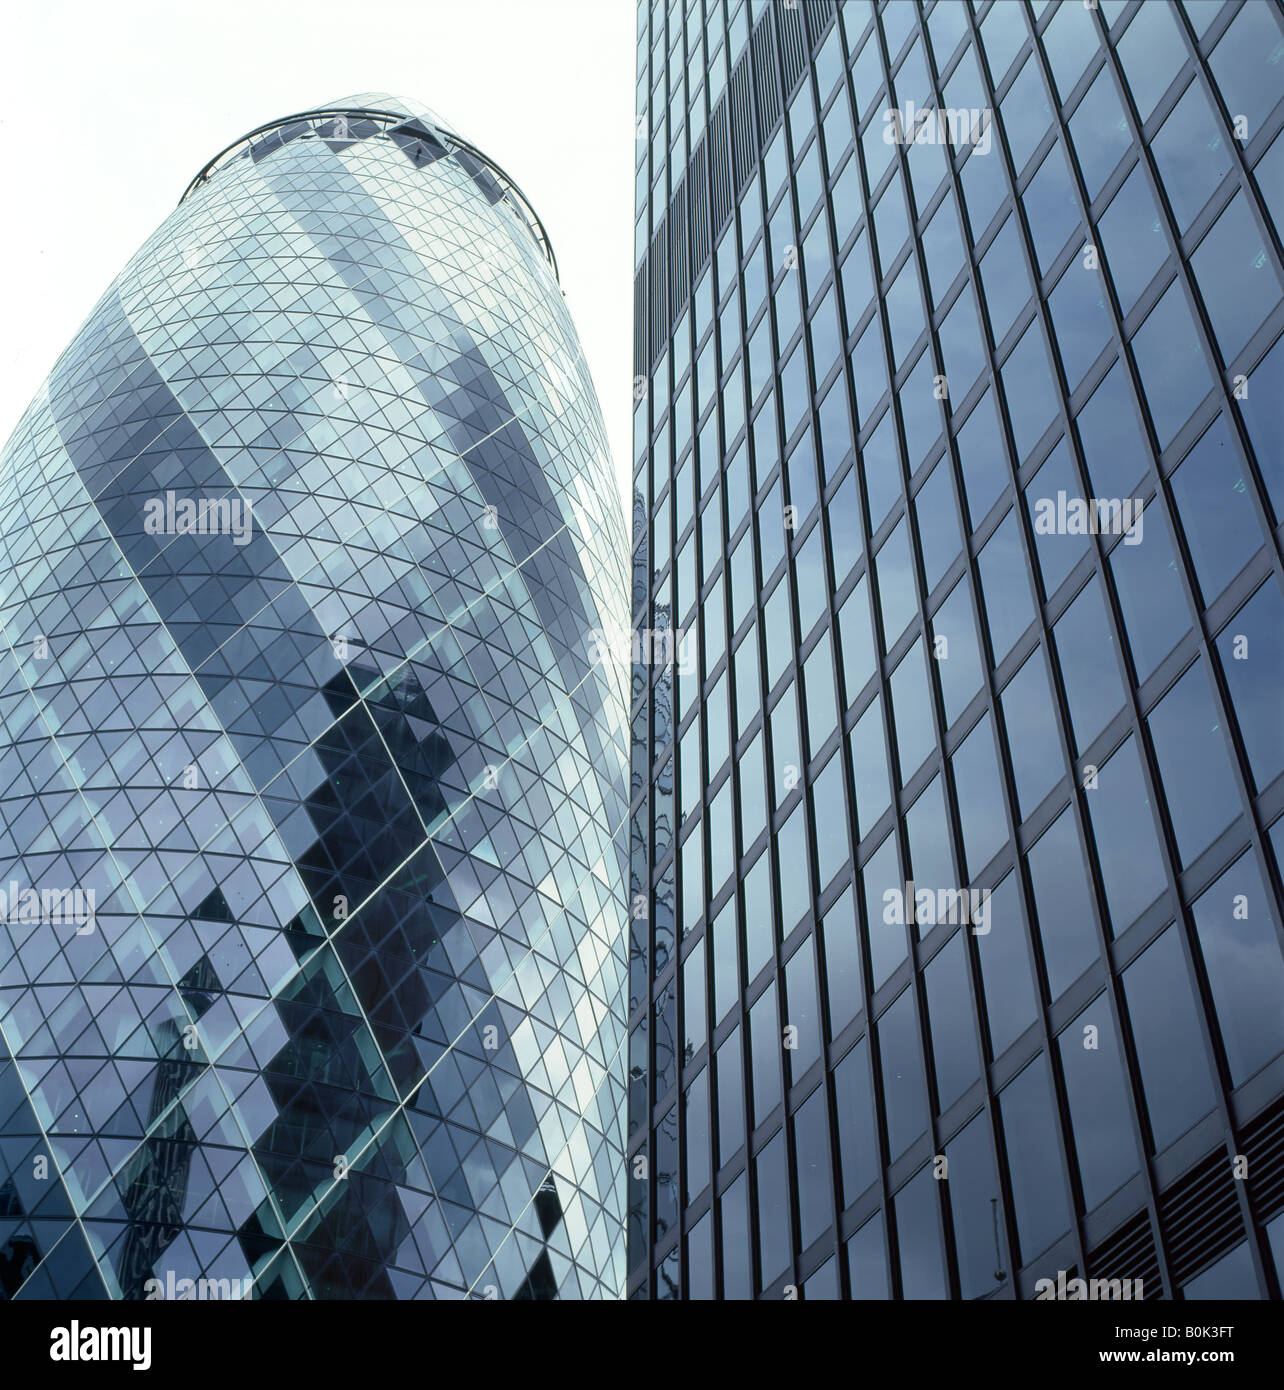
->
1122, 925, 1218, 1151
1000, 1055, 1072, 1264
1148, 657, 1241, 867
946, 1109, 1007, 1299
976, 874, 1038, 1056
1028, 807, 1101, 998
794, 1085, 834, 1251
895, 1164, 948, 1298
925, 930, 982, 1111
951, 712, 1008, 878
1053, 577, 1127, 752
1191, 191, 1281, 366
1058, 998, 1141, 1209
1169, 416, 1263, 606
835, 1038, 879, 1205
1002, 648, 1063, 820
1191, 852, 1284, 1085
879, 987, 930, 1159
1218, 580, 1284, 792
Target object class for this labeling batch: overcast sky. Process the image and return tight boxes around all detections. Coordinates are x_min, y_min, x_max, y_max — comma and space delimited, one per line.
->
0, 0, 636, 516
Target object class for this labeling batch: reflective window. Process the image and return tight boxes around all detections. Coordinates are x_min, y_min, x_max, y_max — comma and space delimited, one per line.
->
1084, 735, 1168, 933
1151, 81, 1232, 234
1217, 580, 1284, 791
914, 456, 964, 593
1028, 807, 1101, 998
1000, 1055, 1073, 1264
1192, 852, 1284, 1085
1053, 577, 1127, 752
864, 831, 907, 988
684, 1069, 711, 1202
981, 0, 1027, 85
906, 775, 957, 919
901, 352, 945, 469
891, 638, 935, 784
876, 517, 918, 649
922, 192, 966, 304
839, 576, 876, 701
847, 1214, 891, 1299
835, 1038, 880, 1205
1075, 359, 1150, 497
978, 509, 1037, 663
939, 280, 987, 401
960, 138, 1009, 239
1108, 507, 1191, 683
716, 1026, 745, 1166
885, 257, 927, 368
931, 577, 984, 726
981, 215, 1032, 346
957, 390, 1008, 526
1002, 648, 1063, 820
822, 887, 864, 1036
1116, 0, 1188, 122
1069, 66, 1132, 201
722, 1173, 750, 1301
1058, 998, 1141, 1209
750, 985, 782, 1126
1123, 925, 1218, 1151
794, 1085, 834, 1252
925, 931, 982, 1111
879, 987, 930, 1159
863, 411, 904, 532
682, 939, 707, 1063
976, 874, 1038, 1057
1027, 440, 1091, 599
755, 1131, 791, 1289
1182, 1241, 1260, 1300
1147, 657, 1241, 867
826, 466, 863, 589
895, 1164, 948, 1298
1042, 0, 1100, 99
1099, 165, 1168, 316
945, 1110, 1007, 1299
951, 712, 1008, 878
1209, 1, 1284, 134
1048, 255, 1112, 392
1002, 322, 1060, 463
812, 749, 850, 889
786, 935, 823, 1079
1191, 191, 1281, 366
1001, 56, 1053, 175
1132, 280, 1211, 450
1169, 416, 1263, 605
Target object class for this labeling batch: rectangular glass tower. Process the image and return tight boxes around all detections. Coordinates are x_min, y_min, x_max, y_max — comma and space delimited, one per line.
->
629, 0, 1284, 1300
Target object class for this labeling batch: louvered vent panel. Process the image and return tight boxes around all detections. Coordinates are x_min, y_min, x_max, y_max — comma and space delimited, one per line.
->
1242, 1094, 1284, 1222
633, 267, 646, 379
709, 102, 732, 236
752, 16, 780, 144
689, 141, 709, 275
1086, 1209, 1162, 1300
729, 54, 756, 192
779, 0, 806, 96
1158, 1148, 1244, 1287
804, 0, 836, 48
669, 180, 688, 316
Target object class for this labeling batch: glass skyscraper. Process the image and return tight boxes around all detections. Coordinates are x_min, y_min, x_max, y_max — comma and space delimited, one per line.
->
0, 95, 631, 1300
629, 0, 1284, 1300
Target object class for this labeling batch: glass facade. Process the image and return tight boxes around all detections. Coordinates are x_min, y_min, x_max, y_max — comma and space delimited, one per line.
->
630, 0, 1284, 1299
0, 95, 631, 1299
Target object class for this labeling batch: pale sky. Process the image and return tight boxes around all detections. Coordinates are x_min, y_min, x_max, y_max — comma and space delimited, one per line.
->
0, 0, 636, 517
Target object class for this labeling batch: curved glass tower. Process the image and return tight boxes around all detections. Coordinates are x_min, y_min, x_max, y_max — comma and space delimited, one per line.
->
0, 94, 631, 1300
